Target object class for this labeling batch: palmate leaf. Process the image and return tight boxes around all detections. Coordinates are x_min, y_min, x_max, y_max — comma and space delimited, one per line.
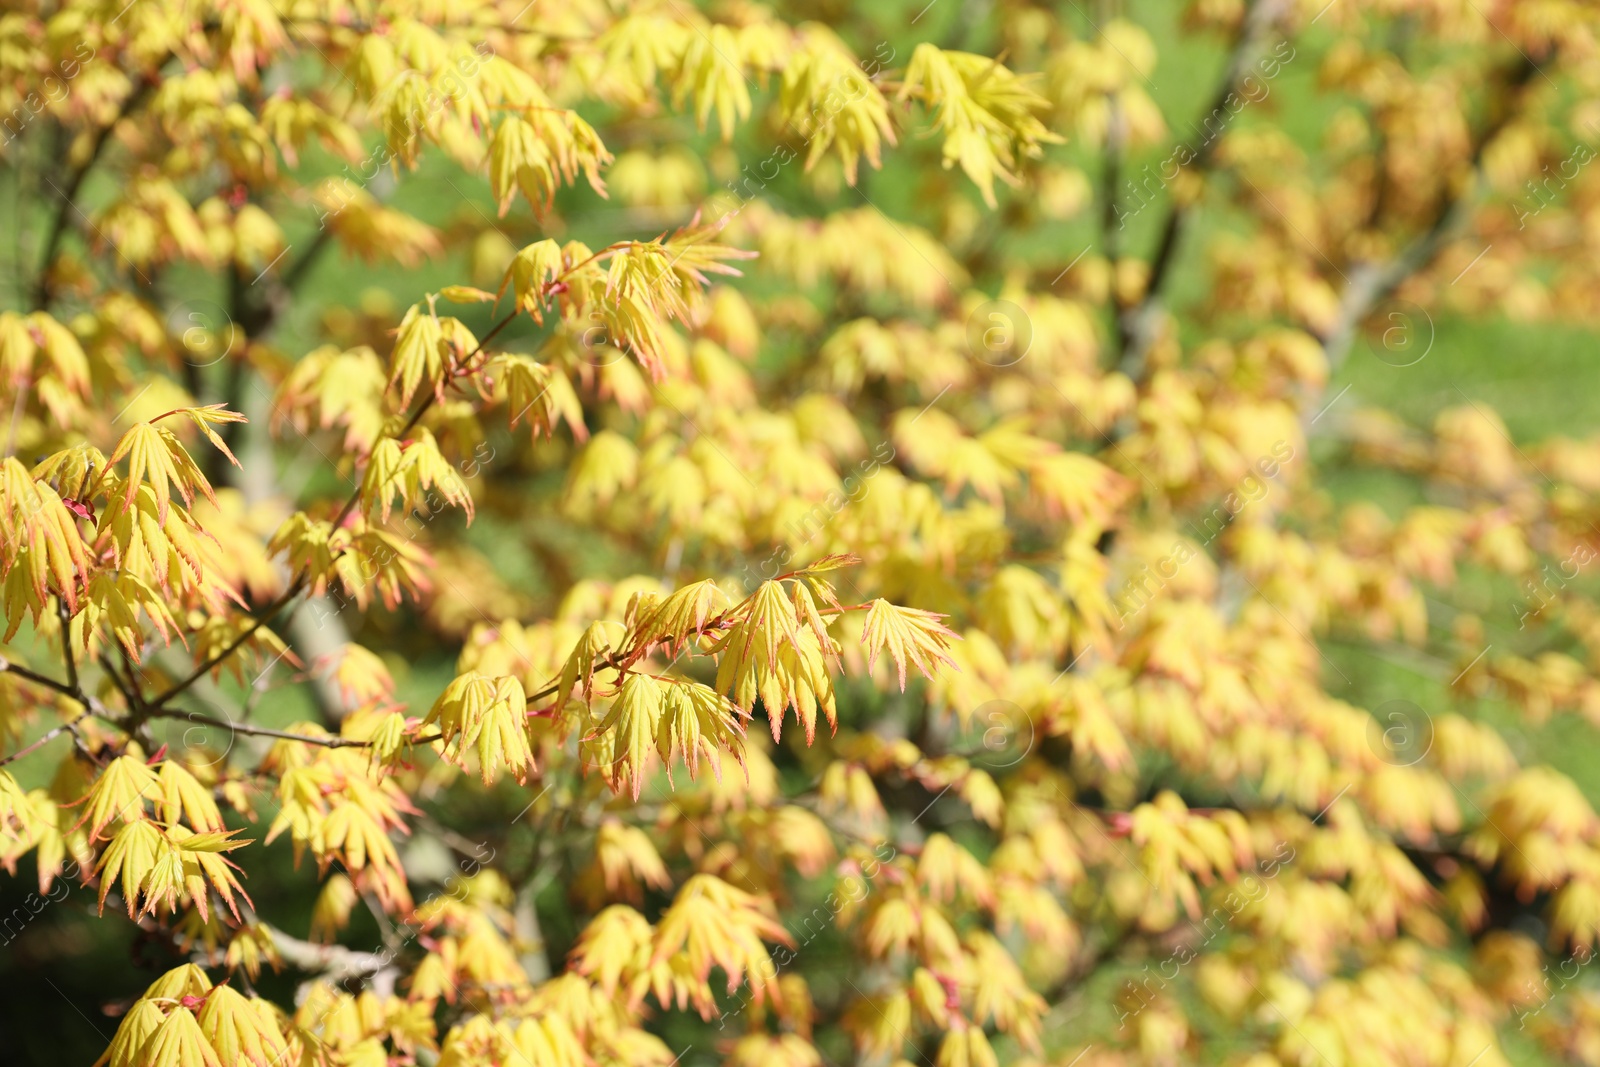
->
141, 963, 213, 1002
0, 458, 91, 620
707, 579, 846, 743
860, 599, 961, 691
746, 629, 837, 745
592, 821, 672, 898
96, 820, 252, 921
651, 874, 791, 1000
360, 429, 474, 523
169, 405, 247, 470
492, 353, 587, 441
13, 788, 71, 893
96, 818, 162, 917
936, 1026, 999, 1067
498, 239, 565, 321
404, 429, 474, 520
222, 924, 282, 982
31, 443, 107, 505
93, 481, 212, 596
435, 1015, 514, 1067
598, 289, 673, 380
197, 984, 290, 1067
320, 802, 403, 878
309, 873, 358, 943
387, 303, 446, 407
157, 761, 227, 833
554, 621, 617, 705
486, 106, 610, 217
0, 769, 37, 842
328, 644, 396, 712
778, 27, 896, 182
896, 44, 1061, 208
424, 672, 535, 783
790, 579, 837, 651
276, 344, 388, 453
78, 571, 183, 660
176, 827, 253, 922
570, 903, 652, 997
655, 678, 747, 783
187, 614, 294, 687
362, 710, 410, 767
597, 673, 663, 801
98, 964, 289, 1067
262, 765, 329, 862
140, 1006, 222, 1067
265, 512, 339, 595
96, 999, 167, 1067
670, 23, 751, 141
659, 213, 758, 297
261, 748, 416, 915
106, 418, 227, 525
714, 581, 800, 694
508, 1015, 587, 1067
359, 437, 406, 522
627, 578, 730, 655
77, 755, 160, 841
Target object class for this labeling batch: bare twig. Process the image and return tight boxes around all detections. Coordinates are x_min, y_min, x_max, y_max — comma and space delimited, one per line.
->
147, 578, 310, 709
140, 708, 444, 750
0, 654, 94, 707
0, 723, 72, 767
258, 922, 390, 980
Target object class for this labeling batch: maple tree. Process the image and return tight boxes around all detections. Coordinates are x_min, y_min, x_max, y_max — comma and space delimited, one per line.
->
1, 0, 1599, 1064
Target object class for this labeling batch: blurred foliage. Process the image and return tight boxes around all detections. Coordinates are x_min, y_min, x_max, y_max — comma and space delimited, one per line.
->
4, 0, 1600, 1066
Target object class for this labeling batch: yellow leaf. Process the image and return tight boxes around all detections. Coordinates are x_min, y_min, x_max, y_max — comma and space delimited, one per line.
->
141, 1006, 221, 1067
860, 599, 960, 690
96, 819, 162, 917
198, 985, 289, 1067
77, 755, 159, 841
157, 761, 226, 833
106, 422, 216, 525
597, 673, 664, 801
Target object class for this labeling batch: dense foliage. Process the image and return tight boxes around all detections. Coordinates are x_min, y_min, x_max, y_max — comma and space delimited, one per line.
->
2, 0, 1600, 1064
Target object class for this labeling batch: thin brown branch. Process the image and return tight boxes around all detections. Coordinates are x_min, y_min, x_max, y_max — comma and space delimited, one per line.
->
0, 649, 118, 758
56, 598, 79, 693
141, 708, 444, 750
147, 578, 309, 709
151, 308, 523, 710
0, 655, 81, 701
1318, 54, 1540, 371
34, 75, 159, 310
327, 309, 519, 531
1115, 0, 1294, 379
0, 723, 72, 767
1102, 91, 1128, 356
279, 224, 336, 296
